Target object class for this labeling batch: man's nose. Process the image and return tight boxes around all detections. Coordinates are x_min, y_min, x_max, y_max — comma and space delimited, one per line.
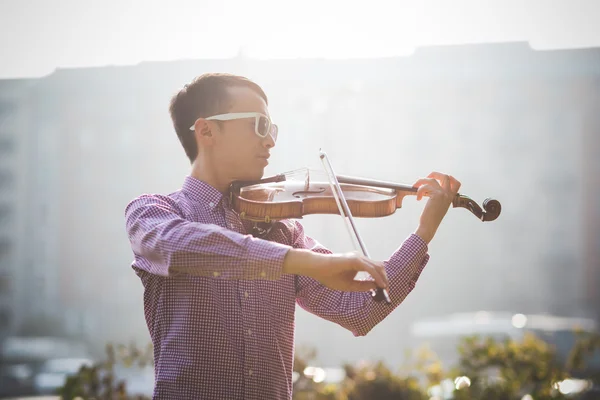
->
263, 132, 276, 148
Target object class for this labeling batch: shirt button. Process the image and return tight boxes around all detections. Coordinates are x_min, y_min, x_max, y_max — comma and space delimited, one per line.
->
247, 329, 252, 335
209, 202, 215, 208
244, 291, 249, 298
213, 271, 220, 277
248, 369, 253, 376
260, 271, 266, 278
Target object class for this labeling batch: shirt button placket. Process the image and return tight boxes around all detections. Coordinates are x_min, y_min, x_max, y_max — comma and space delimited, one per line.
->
240, 281, 259, 392
224, 201, 259, 393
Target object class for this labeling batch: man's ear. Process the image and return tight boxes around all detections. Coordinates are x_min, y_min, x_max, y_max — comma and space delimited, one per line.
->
194, 119, 216, 147
200, 121, 212, 137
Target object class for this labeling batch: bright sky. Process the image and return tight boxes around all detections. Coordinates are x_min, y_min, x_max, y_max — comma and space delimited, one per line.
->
0, 0, 599, 79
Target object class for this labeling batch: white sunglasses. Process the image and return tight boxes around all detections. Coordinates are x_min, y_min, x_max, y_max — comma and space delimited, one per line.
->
189, 112, 278, 141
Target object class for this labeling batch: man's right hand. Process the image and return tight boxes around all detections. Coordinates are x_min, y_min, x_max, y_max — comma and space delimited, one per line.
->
283, 249, 389, 293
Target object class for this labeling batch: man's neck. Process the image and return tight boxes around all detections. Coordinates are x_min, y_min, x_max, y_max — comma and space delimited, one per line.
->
190, 161, 231, 194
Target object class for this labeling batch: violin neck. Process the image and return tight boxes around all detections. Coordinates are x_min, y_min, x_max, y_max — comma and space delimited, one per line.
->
335, 175, 418, 194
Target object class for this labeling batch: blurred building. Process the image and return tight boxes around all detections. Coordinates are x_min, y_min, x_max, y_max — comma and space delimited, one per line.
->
0, 42, 598, 361
0, 78, 36, 341
583, 86, 600, 324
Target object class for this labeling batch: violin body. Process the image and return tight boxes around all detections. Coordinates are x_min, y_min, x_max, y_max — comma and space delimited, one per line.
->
232, 181, 403, 222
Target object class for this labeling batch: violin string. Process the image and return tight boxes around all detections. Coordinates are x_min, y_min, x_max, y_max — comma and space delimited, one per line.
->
282, 168, 312, 191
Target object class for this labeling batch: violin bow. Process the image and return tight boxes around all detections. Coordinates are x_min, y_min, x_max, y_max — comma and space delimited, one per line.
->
319, 149, 392, 305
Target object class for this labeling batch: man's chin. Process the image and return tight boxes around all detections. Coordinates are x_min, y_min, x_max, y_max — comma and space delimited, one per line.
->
234, 168, 265, 182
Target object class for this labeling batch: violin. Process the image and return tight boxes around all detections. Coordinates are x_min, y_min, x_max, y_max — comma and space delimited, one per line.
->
229, 172, 501, 223
228, 151, 501, 304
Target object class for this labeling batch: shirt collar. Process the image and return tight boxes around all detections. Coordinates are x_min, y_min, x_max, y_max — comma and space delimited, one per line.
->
182, 176, 227, 210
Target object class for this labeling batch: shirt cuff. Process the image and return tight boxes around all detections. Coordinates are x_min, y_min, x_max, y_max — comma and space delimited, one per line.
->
387, 233, 430, 284
410, 232, 429, 250
245, 238, 292, 280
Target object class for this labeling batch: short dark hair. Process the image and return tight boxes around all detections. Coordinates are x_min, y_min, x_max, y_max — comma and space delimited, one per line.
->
169, 73, 268, 163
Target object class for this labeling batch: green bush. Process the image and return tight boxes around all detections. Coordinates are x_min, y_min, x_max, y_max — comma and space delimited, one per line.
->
57, 331, 600, 400
294, 330, 600, 400
57, 342, 153, 400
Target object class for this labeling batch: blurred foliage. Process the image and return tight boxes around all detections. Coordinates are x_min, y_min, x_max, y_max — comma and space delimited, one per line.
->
57, 331, 600, 400
293, 330, 600, 400
568, 330, 600, 382
339, 360, 427, 400
452, 333, 569, 400
57, 342, 153, 400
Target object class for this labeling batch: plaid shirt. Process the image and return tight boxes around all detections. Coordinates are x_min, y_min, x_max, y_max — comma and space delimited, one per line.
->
124, 175, 430, 399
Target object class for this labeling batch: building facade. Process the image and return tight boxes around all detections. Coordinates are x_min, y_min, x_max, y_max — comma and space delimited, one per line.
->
0, 79, 35, 340
0, 43, 598, 361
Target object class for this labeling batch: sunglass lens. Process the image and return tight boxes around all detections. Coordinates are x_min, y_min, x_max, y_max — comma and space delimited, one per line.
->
258, 116, 270, 137
270, 125, 278, 142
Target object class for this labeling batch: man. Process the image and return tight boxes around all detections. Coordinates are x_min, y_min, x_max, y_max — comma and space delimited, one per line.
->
124, 73, 461, 399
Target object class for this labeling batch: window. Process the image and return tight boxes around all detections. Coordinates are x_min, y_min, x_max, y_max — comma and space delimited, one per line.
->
0, 238, 10, 261
0, 170, 14, 189
0, 136, 14, 155
0, 308, 11, 329
0, 273, 10, 294
0, 101, 15, 117
0, 204, 11, 226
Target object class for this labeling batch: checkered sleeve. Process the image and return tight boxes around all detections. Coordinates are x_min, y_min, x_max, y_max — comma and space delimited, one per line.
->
125, 194, 291, 280
293, 220, 430, 336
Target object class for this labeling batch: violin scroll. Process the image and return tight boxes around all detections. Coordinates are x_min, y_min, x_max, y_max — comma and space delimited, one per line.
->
453, 194, 501, 222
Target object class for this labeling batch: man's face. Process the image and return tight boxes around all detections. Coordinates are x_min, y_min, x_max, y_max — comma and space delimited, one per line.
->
211, 86, 276, 181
